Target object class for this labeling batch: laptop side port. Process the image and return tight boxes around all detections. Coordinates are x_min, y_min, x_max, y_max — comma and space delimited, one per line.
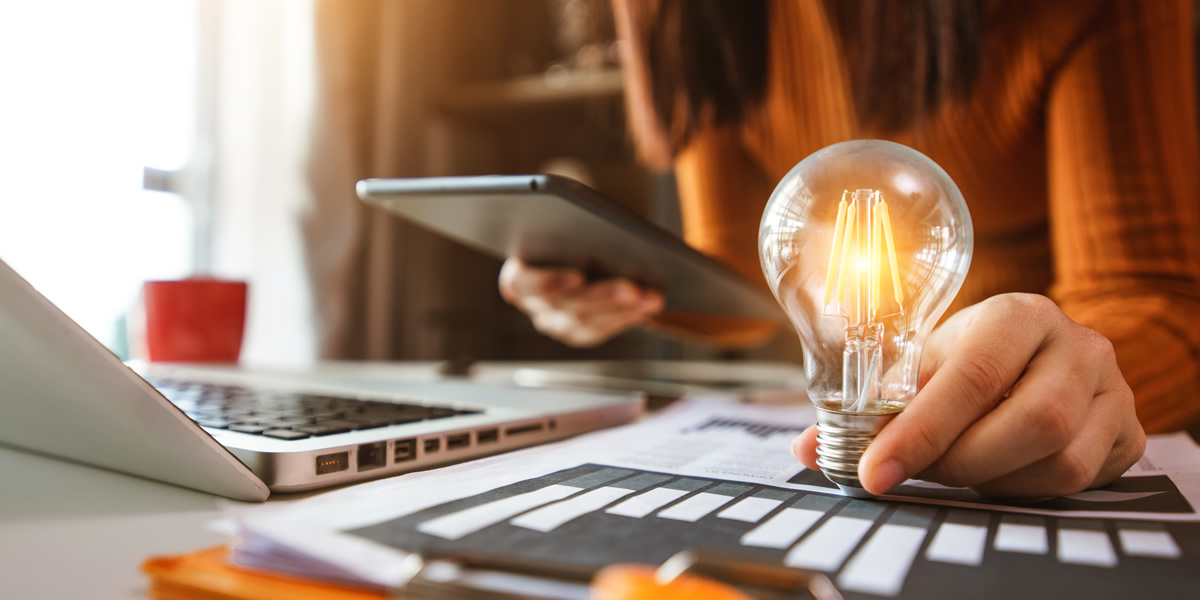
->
446, 432, 470, 450
394, 438, 417, 462
424, 438, 440, 454
477, 428, 499, 444
316, 452, 349, 475
358, 442, 386, 471
504, 422, 544, 436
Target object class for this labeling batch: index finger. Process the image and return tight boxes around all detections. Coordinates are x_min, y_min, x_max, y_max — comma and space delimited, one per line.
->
859, 295, 1056, 494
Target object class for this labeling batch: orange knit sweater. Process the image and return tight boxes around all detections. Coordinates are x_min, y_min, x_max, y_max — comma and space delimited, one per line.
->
663, 0, 1200, 433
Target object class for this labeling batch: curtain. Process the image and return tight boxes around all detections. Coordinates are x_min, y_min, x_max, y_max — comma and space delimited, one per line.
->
308, 0, 470, 360
206, 0, 318, 366
306, 0, 597, 361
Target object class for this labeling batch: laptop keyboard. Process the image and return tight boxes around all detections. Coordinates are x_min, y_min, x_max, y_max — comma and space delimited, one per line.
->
148, 379, 481, 441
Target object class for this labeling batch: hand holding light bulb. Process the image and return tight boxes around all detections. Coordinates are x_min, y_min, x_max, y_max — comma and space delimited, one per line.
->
792, 293, 1146, 499
760, 140, 1144, 499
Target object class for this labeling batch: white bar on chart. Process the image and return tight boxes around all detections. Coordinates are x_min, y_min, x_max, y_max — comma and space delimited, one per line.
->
839, 526, 926, 596
740, 507, 824, 549
511, 486, 635, 533
785, 517, 875, 571
925, 510, 990, 566
994, 515, 1049, 555
838, 507, 936, 597
606, 488, 689, 518
742, 494, 841, 549
1056, 520, 1118, 568
657, 493, 734, 522
785, 501, 886, 572
1116, 522, 1182, 559
718, 497, 783, 523
417, 484, 581, 540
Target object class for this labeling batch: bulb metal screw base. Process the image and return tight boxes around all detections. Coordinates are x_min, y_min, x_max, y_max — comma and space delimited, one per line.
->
814, 406, 899, 499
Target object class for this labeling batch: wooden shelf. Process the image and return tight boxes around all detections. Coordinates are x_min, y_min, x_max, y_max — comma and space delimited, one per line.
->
435, 68, 624, 124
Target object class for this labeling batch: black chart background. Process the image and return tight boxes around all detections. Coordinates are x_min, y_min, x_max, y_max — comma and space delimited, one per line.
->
351, 464, 1200, 600
787, 467, 1196, 514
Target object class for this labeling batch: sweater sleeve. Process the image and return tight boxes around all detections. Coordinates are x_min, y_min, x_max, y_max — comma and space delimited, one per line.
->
672, 126, 775, 284
640, 126, 784, 349
1046, 0, 1200, 433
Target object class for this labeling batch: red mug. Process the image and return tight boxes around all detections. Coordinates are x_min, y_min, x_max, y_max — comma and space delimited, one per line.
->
143, 278, 248, 363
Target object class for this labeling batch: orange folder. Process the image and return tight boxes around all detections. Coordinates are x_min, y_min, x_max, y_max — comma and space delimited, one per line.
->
143, 546, 780, 600
142, 546, 385, 600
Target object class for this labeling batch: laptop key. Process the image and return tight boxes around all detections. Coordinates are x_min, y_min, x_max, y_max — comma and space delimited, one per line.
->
293, 424, 351, 436
313, 418, 370, 429
229, 417, 268, 426
310, 409, 346, 419
228, 424, 271, 434
196, 418, 230, 428
252, 409, 302, 420
257, 417, 315, 429
362, 406, 437, 418
263, 429, 310, 440
339, 418, 390, 430
298, 396, 338, 409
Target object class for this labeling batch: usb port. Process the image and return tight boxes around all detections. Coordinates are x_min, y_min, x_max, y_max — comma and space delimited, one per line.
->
505, 423, 544, 436
477, 428, 499, 444
424, 438, 440, 454
394, 438, 417, 462
358, 442, 386, 471
316, 452, 349, 475
446, 432, 470, 450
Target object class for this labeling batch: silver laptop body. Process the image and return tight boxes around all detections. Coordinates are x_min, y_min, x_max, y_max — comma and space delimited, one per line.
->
0, 258, 643, 501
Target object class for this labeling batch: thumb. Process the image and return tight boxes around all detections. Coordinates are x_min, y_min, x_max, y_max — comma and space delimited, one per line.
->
858, 296, 1046, 494
791, 425, 820, 471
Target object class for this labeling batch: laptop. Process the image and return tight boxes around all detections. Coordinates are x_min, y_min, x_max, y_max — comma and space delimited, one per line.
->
0, 257, 644, 501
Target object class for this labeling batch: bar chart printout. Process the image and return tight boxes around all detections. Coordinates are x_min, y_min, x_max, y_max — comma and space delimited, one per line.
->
350, 464, 1200, 600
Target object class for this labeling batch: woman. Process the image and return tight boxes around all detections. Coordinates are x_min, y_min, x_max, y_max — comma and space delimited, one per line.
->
501, 0, 1200, 498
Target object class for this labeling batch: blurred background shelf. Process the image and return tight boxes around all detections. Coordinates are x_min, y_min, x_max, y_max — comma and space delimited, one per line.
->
435, 68, 624, 124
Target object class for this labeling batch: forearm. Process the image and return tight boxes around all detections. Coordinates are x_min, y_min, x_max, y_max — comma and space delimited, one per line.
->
1056, 286, 1200, 433
1045, 0, 1200, 434
646, 126, 780, 348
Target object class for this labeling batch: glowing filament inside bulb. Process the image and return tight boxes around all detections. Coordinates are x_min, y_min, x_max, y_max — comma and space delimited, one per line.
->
823, 190, 904, 322
820, 189, 906, 413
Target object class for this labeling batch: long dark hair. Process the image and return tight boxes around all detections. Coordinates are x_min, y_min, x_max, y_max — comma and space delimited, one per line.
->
623, 0, 986, 160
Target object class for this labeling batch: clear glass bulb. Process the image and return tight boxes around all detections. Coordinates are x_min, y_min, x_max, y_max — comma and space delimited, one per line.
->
759, 140, 973, 496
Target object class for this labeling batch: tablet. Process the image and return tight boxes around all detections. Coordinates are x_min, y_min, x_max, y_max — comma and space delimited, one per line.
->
356, 174, 783, 320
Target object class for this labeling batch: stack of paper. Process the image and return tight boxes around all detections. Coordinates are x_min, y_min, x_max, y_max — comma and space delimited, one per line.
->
228, 399, 1200, 599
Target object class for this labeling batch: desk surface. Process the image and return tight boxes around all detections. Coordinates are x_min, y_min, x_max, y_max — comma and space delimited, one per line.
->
0, 444, 227, 599
0, 360, 806, 599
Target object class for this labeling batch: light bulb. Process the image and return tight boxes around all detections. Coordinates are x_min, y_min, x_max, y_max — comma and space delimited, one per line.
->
759, 140, 973, 497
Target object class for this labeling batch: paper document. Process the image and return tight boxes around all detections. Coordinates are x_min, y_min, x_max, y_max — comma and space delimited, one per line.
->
234, 399, 1200, 598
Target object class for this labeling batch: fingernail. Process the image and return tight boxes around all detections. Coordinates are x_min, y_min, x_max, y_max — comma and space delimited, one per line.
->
864, 459, 905, 494
790, 434, 805, 461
